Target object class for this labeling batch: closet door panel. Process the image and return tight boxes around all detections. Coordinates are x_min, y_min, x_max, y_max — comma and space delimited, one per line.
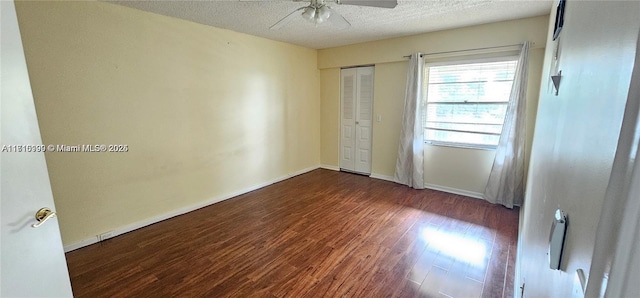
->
354, 67, 374, 174
340, 68, 357, 171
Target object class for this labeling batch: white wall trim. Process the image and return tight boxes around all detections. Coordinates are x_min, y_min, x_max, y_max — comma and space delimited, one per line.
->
423, 182, 484, 199
63, 238, 99, 252
63, 165, 320, 252
320, 164, 340, 171
370, 173, 395, 182
369, 173, 485, 199
320, 167, 396, 184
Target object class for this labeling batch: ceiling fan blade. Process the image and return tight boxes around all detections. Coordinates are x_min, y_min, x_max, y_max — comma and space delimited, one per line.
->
327, 8, 351, 30
338, 0, 397, 9
270, 7, 306, 30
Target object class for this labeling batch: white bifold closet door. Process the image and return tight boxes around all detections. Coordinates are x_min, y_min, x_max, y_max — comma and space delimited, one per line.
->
340, 66, 374, 175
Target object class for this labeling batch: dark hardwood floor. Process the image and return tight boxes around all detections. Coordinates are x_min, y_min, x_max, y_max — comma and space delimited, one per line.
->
66, 169, 519, 298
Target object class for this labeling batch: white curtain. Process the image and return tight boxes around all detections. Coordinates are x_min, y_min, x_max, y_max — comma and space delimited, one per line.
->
483, 42, 530, 208
394, 53, 425, 189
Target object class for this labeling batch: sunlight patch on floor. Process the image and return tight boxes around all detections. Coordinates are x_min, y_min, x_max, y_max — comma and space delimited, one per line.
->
421, 226, 488, 267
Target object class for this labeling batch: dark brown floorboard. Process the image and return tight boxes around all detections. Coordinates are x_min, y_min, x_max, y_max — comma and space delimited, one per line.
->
65, 169, 519, 298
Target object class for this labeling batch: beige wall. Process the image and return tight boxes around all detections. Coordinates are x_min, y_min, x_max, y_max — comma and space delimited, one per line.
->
319, 16, 547, 195
371, 62, 407, 176
518, 1, 640, 296
16, 1, 320, 246
318, 16, 548, 68
320, 68, 340, 167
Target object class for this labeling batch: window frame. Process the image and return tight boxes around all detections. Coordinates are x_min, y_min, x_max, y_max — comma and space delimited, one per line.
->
423, 55, 519, 150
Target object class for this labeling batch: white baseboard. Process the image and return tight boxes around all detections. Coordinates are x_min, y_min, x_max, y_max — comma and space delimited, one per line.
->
320, 164, 340, 171
423, 183, 484, 199
63, 238, 100, 252
370, 173, 395, 182
63, 165, 320, 252
320, 166, 395, 184
369, 174, 483, 200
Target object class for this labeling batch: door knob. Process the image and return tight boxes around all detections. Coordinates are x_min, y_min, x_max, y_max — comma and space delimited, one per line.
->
356, 121, 359, 125
31, 207, 57, 228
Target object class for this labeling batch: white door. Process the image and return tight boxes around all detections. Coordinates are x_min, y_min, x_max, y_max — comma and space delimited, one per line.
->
354, 67, 374, 174
340, 66, 374, 174
340, 68, 357, 171
0, 1, 74, 296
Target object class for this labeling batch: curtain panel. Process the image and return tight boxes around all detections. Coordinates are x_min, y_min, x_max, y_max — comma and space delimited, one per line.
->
394, 53, 425, 189
483, 41, 530, 208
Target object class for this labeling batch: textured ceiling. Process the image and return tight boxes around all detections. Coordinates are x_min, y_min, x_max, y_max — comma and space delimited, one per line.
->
108, 0, 553, 49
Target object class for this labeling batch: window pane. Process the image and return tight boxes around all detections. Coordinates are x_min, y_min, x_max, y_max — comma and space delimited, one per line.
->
425, 129, 500, 147
428, 61, 517, 84
425, 103, 508, 125
424, 59, 517, 148
427, 81, 514, 103
426, 122, 502, 135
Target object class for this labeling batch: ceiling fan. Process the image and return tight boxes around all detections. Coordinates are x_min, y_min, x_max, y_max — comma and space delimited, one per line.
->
270, 0, 398, 30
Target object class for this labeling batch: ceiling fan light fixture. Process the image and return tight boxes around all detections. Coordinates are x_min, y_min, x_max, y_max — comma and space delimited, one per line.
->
273, 0, 384, 30
301, 7, 316, 21
316, 5, 332, 23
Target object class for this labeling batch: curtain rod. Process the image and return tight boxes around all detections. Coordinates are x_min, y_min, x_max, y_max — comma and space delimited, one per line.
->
402, 43, 527, 59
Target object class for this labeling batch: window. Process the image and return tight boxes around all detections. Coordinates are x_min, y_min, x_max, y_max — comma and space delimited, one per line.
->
424, 58, 518, 149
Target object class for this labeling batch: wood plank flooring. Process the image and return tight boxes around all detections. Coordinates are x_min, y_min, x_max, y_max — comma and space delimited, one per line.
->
65, 169, 519, 298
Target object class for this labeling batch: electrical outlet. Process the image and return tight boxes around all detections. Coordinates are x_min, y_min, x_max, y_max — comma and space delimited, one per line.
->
97, 231, 114, 242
